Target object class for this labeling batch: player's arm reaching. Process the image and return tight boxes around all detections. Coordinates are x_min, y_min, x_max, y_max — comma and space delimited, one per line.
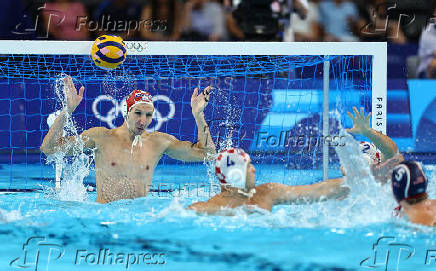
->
266, 178, 349, 205
164, 86, 216, 161
187, 198, 227, 215
370, 155, 403, 184
346, 106, 404, 162
40, 76, 100, 155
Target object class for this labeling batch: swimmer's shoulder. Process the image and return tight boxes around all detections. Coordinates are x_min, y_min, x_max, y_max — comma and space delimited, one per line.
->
408, 211, 436, 227
254, 183, 281, 197
149, 132, 178, 145
82, 126, 109, 139
405, 202, 436, 226
248, 183, 279, 206
79, 127, 110, 149
148, 131, 168, 137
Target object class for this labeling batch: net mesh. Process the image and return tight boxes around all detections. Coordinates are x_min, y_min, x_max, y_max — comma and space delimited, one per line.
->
0, 54, 373, 189
0, 55, 338, 81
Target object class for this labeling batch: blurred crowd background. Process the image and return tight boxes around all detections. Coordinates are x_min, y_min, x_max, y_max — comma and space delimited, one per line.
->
1, 0, 436, 78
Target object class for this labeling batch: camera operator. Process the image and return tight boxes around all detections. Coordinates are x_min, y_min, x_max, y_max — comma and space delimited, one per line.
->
232, 0, 307, 41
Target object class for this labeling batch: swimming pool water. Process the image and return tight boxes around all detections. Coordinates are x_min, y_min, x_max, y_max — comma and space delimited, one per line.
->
0, 164, 435, 271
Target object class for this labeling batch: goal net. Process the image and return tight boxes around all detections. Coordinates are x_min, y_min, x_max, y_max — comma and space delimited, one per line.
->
0, 41, 387, 189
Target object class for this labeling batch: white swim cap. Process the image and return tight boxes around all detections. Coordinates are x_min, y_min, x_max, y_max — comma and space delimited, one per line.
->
359, 141, 381, 164
214, 148, 250, 189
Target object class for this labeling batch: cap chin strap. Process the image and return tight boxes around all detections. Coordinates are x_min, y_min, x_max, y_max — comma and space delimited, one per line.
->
125, 115, 143, 154
392, 205, 402, 217
226, 167, 256, 198
131, 135, 143, 154
237, 188, 256, 198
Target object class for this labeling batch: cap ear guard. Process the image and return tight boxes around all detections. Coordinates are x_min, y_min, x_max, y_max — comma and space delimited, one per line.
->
359, 141, 381, 164
392, 164, 411, 202
214, 148, 249, 189
226, 168, 246, 189
121, 100, 128, 118
391, 161, 428, 203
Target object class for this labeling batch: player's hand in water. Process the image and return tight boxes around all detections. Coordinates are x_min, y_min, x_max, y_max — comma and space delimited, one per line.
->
370, 155, 401, 184
64, 75, 84, 114
191, 86, 212, 117
346, 106, 371, 135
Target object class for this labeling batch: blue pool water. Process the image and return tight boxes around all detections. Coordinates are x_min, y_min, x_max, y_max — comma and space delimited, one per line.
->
0, 163, 435, 271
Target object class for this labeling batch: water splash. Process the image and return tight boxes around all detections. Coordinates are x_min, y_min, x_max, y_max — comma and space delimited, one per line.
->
292, 130, 395, 228
101, 68, 137, 98
0, 209, 22, 223
213, 81, 241, 151
335, 131, 374, 191
43, 75, 91, 202
174, 129, 397, 229
425, 165, 436, 197
158, 198, 195, 219
203, 83, 242, 185
55, 153, 91, 202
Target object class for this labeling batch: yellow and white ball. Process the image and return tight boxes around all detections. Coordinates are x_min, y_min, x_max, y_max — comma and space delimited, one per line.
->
91, 35, 127, 70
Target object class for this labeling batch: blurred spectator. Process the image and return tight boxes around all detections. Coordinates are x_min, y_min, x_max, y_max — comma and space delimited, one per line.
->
181, 0, 228, 41
281, 0, 309, 42
354, 0, 406, 44
288, 0, 320, 42
140, 0, 183, 41
417, 23, 436, 78
223, 0, 244, 40
41, 0, 89, 40
318, 0, 358, 42
92, 0, 142, 40
232, 0, 280, 41
0, 0, 35, 39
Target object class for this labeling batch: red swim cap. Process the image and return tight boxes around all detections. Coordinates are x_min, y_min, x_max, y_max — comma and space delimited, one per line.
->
122, 90, 153, 117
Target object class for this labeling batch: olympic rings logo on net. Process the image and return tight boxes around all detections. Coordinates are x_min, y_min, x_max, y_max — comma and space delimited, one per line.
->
125, 42, 148, 53
92, 94, 175, 132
